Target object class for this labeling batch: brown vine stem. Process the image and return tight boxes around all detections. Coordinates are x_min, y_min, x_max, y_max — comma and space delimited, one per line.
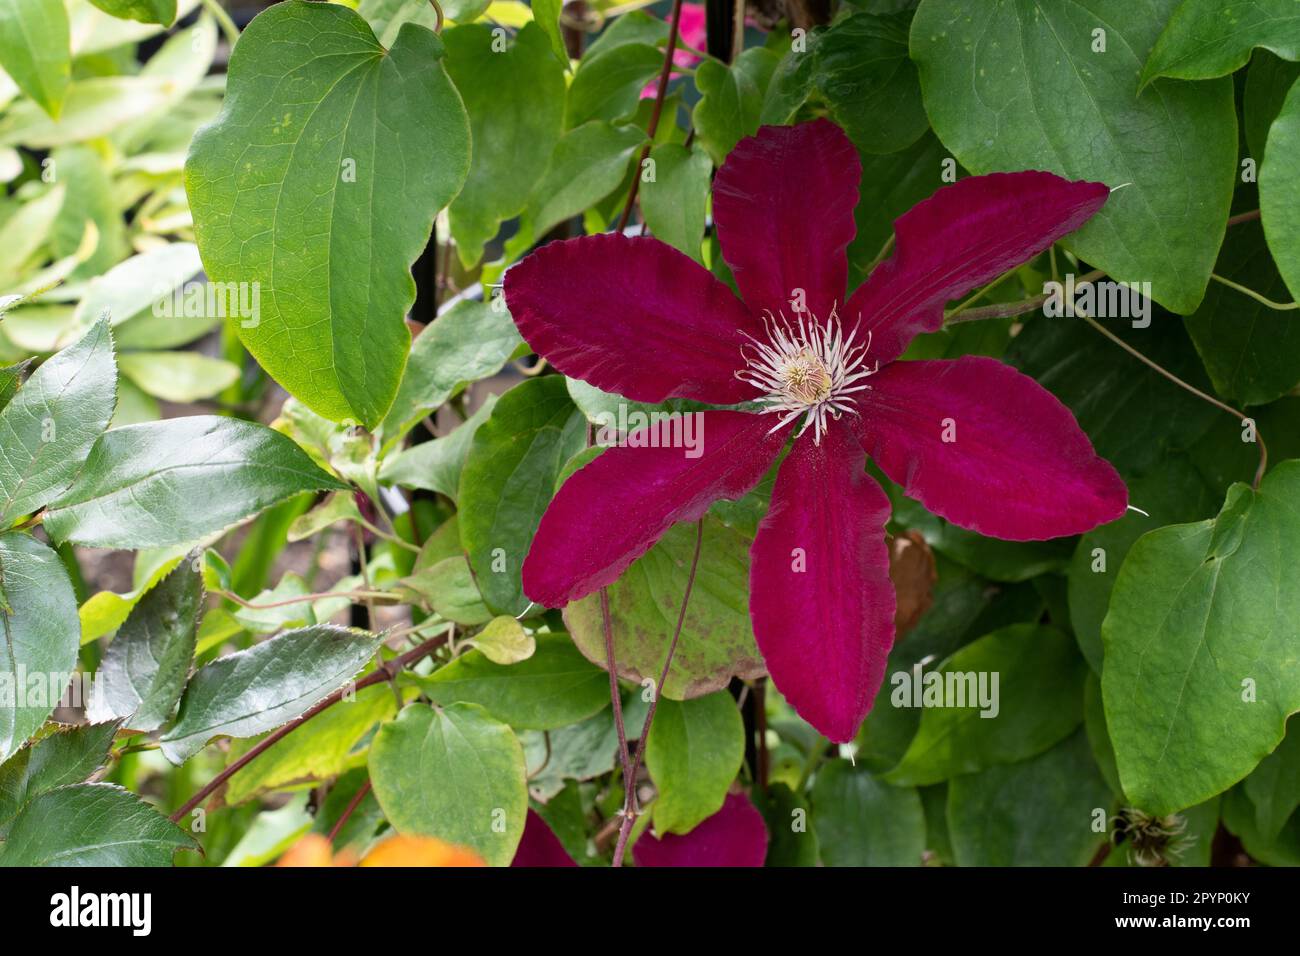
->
945, 269, 1105, 324
614, 0, 685, 233
612, 518, 705, 867
328, 780, 372, 844
601, 587, 634, 815
169, 633, 449, 823
1226, 208, 1260, 227
1079, 314, 1268, 489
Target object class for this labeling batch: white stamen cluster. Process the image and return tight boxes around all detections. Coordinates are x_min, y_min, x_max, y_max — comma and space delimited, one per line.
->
735, 307, 878, 445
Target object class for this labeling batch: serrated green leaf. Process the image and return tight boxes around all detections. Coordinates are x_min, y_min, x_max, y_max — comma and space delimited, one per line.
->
0, 720, 119, 827
44, 416, 346, 549
87, 563, 201, 731
911, 0, 1237, 314
369, 701, 527, 866
159, 624, 380, 764
0, 532, 80, 761
0, 782, 196, 865
224, 683, 398, 804
0, 318, 116, 524
646, 691, 745, 835
185, 0, 471, 427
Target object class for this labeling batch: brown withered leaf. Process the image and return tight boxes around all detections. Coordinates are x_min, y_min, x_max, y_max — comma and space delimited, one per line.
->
888, 530, 936, 637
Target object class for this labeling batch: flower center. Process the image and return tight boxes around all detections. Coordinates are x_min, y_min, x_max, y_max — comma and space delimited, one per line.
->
736, 307, 878, 445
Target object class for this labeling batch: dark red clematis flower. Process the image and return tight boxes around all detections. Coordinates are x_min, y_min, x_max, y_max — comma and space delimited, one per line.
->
504, 118, 1126, 743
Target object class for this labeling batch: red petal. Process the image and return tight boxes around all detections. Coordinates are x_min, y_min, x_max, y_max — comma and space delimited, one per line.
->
504, 233, 761, 404
749, 426, 895, 743
851, 357, 1127, 540
522, 411, 787, 607
712, 119, 860, 322
846, 171, 1109, 363
511, 810, 577, 867
634, 792, 768, 867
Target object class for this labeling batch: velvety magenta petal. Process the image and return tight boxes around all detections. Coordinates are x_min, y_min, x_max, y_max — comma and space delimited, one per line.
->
712, 119, 860, 322
749, 425, 896, 743
511, 810, 576, 867
522, 411, 787, 607
851, 357, 1127, 539
503, 233, 761, 405
846, 172, 1109, 363
633, 792, 768, 867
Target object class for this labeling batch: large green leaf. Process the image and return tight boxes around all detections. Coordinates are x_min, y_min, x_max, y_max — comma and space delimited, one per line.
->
762, 11, 928, 155
185, 1, 471, 427
1260, 77, 1300, 301
43, 416, 346, 549
444, 23, 565, 268
911, 0, 1237, 314
0, 782, 196, 865
0, 720, 118, 827
885, 624, 1088, 786
1102, 460, 1300, 814
0, 318, 116, 525
564, 517, 766, 700
812, 760, 926, 866
1186, 220, 1300, 404
86, 563, 201, 732
846, 132, 947, 285
947, 729, 1112, 866
1068, 455, 1221, 672
0, 532, 80, 761
158, 624, 380, 764
1140, 0, 1300, 86
0, 0, 70, 118
458, 376, 586, 615
646, 691, 745, 835
369, 702, 527, 866
414, 633, 608, 730
524, 119, 648, 238
379, 299, 521, 441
